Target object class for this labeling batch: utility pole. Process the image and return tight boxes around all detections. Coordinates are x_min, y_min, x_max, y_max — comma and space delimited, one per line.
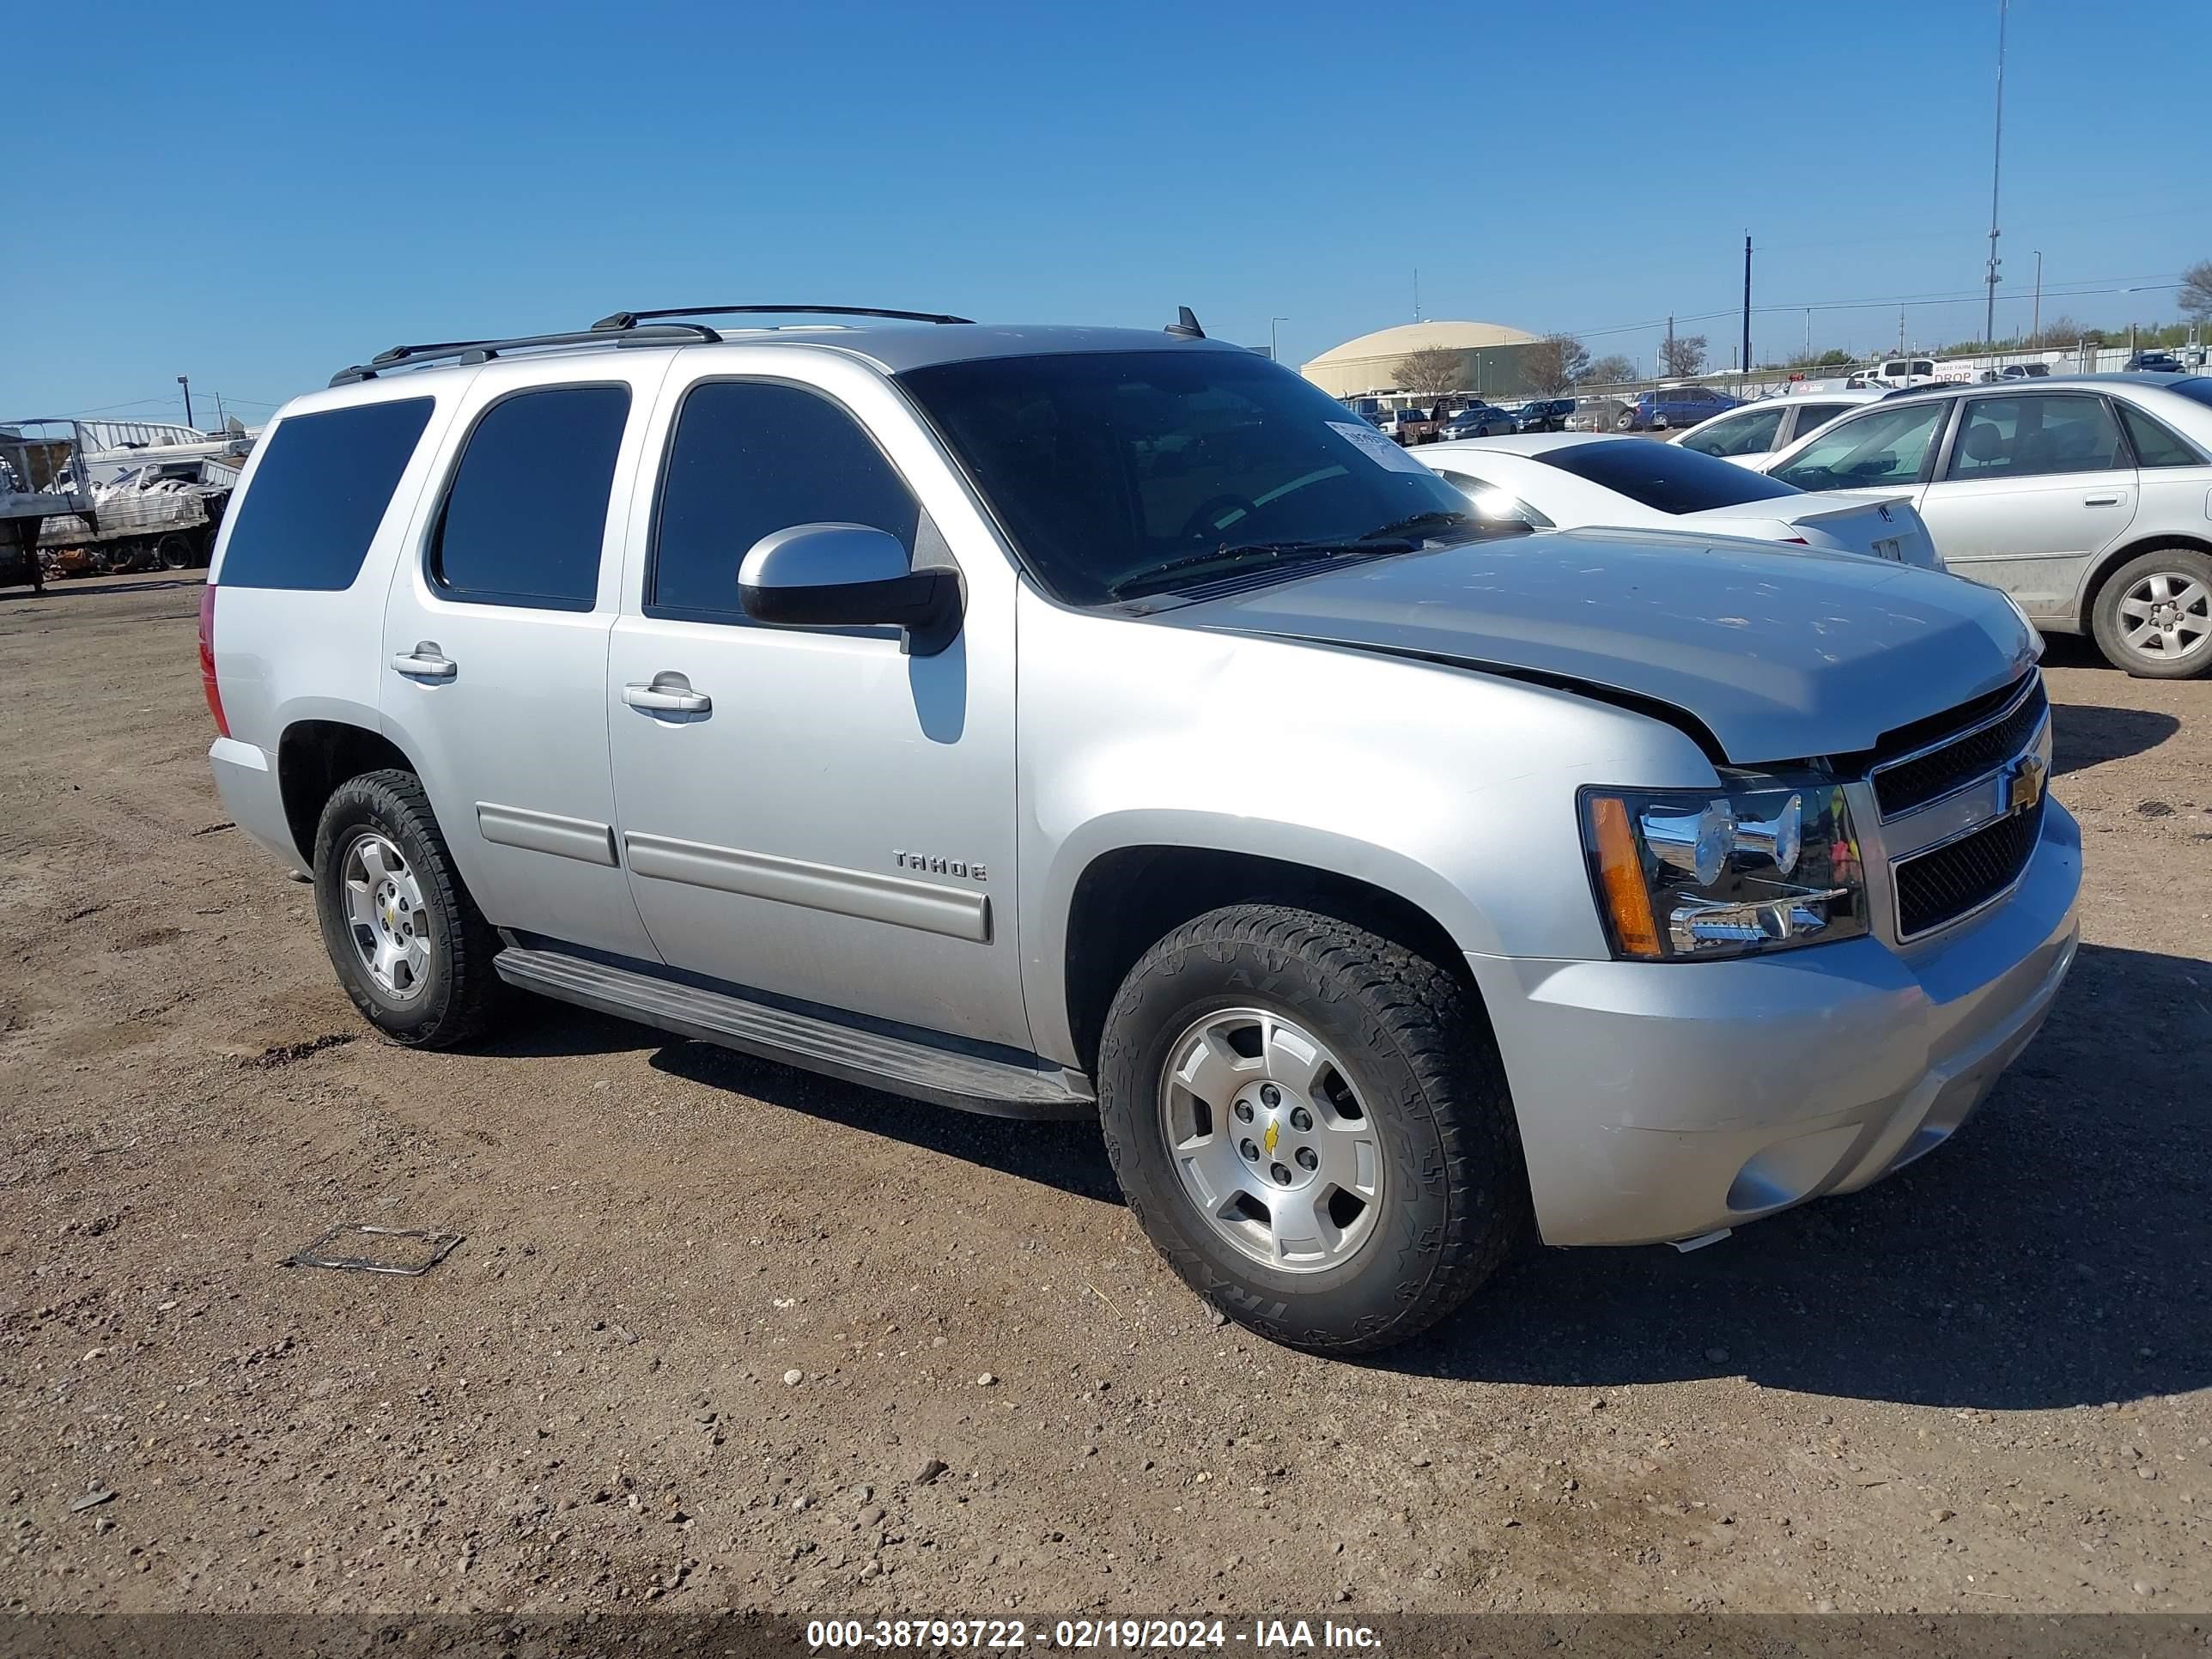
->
1741, 234, 1753, 392
1804, 309, 1812, 357
1984, 0, 2008, 344
1664, 315, 1674, 379
1899, 307, 1907, 357
177, 375, 194, 428
2031, 251, 2042, 344
214, 392, 227, 431
1413, 269, 1421, 323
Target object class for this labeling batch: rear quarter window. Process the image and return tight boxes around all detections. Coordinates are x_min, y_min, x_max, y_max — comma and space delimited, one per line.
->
218, 398, 434, 590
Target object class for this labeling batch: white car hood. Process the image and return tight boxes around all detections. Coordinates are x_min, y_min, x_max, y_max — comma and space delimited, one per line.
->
1156, 528, 2037, 763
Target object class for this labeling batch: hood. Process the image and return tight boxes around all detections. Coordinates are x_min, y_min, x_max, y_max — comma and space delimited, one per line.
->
1154, 529, 2038, 763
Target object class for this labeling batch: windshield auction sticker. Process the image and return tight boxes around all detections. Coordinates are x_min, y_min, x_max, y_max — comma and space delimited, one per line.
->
1326, 420, 1434, 475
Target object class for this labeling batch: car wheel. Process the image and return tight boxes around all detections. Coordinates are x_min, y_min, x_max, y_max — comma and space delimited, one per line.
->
313, 769, 503, 1047
1097, 903, 1528, 1354
2091, 547, 2212, 678
1615, 414, 1634, 432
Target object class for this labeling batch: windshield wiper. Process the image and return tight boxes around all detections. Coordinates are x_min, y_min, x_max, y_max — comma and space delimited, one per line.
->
1358, 508, 1480, 542
1106, 538, 1409, 600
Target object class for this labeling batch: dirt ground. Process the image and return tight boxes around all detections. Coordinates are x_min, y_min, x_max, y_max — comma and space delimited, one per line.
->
3, 573, 2208, 1621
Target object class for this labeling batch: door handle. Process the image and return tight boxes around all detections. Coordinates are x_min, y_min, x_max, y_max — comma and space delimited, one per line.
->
623, 675, 711, 715
391, 642, 456, 680
2082, 494, 2123, 507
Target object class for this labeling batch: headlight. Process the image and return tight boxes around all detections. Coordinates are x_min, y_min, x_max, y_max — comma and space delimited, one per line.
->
1580, 778, 1868, 961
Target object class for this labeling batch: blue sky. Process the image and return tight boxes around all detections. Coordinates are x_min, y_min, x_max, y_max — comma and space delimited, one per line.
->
9, 0, 2207, 423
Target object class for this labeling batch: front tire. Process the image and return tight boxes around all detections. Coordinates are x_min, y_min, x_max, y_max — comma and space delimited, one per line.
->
2090, 546, 2212, 678
1097, 904, 1528, 1355
313, 769, 501, 1048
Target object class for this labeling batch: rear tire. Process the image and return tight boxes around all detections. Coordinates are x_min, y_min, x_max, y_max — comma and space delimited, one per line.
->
313, 769, 501, 1048
2090, 546, 2212, 679
1097, 903, 1528, 1355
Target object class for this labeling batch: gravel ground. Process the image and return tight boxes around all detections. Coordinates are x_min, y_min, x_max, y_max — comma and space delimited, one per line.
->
2, 574, 2207, 1619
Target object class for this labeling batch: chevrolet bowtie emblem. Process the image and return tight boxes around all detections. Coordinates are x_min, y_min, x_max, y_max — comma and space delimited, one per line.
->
1263, 1120, 1279, 1156
2001, 752, 2047, 817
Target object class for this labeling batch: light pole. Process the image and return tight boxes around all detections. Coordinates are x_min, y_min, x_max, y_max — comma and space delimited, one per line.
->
2031, 251, 2042, 345
1984, 0, 2008, 344
177, 375, 194, 428
1270, 317, 1289, 363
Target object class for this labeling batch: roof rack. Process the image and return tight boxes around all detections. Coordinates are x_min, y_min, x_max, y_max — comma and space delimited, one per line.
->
590, 304, 975, 330
329, 322, 723, 387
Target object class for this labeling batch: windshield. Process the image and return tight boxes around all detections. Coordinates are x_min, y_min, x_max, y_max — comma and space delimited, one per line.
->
900, 350, 1482, 604
1532, 439, 1802, 514
1769, 400, 1948, 491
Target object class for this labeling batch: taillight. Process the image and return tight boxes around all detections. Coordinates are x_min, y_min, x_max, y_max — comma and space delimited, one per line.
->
198, 583, 229, 737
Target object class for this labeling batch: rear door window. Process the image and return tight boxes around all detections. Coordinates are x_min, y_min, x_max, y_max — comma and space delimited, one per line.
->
1770, 402, 1947, 491
218, 398, 434, 590
1944, 394, 2126, 481
429, 385, 632, 610
1681, 406, 1784, 458
1786, 402, 1850, 440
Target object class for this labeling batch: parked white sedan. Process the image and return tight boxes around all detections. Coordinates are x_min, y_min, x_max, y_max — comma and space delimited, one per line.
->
1671, 389, 1885, 468
1418, 433, 1942, 568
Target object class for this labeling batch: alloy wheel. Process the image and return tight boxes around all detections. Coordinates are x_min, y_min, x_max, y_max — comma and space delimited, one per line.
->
1157, 1008, 1384, 1273
2117, 569, 2210, 666
341, 832, 432, 1000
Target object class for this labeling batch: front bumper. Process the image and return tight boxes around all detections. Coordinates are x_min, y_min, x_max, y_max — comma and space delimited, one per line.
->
1468, 799, 2081, 1247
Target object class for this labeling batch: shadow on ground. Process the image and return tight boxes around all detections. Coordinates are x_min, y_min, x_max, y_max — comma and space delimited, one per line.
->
2051, 702, 2181, 776
475, 938, 2206, 1412
0, 575, 204, 603
1397, 940, 2211, 1409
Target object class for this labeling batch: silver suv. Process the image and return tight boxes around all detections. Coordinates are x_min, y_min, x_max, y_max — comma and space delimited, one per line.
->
202, 306, 2081, 1353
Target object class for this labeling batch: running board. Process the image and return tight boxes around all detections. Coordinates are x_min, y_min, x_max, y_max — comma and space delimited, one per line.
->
493, 946, 1096, 1121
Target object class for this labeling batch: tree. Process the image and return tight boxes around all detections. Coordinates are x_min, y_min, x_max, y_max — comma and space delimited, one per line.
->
2182, 259, 2212, 323
2031, 314, 2084, 349
1658, 332, 1708, 378
1585, 354, 1635, 386
1521, 332, 1591, 396
1393, 346, 1463, 401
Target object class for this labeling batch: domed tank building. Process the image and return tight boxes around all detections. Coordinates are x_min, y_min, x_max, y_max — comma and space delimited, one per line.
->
1301, 320, 1543, 403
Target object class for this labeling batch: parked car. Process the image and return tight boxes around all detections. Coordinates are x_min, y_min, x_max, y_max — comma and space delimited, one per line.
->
1438, 402, 1516, 440
1376, 405, 1438, 444
1624, 385, 1739, 431
2124, 350, 2187, 375
1975, 362, 2052, 383
1672, 390, 1884, 467
1851, 357, 1943, 390
1759, 374, 2212, 677
1510, 397, 1577, 434
1419, 433, 1941, 567
203, 307, 2077, 1356
1568, 396, 1632, 433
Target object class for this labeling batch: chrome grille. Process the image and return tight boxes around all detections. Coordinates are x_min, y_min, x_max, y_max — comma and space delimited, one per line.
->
1893, 797, 2045, 939
1872, 676, 2048, 818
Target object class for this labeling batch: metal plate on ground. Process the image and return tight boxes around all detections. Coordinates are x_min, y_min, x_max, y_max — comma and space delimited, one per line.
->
287, 1224, 463, 1275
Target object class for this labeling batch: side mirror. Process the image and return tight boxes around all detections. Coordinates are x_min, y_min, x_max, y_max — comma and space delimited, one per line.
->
738, 522, 962, 653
